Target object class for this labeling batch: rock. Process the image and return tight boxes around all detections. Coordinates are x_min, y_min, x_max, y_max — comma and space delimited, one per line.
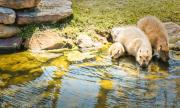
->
95, 29, 111, 42
50, 56, 69, 69
30, 50, 63, 62
76, 34, 103, 50
0, 36, 22, 53
77, 34, 95, 48
25, 30, 74, 50
16, 0, 72, 25
67, 51, 95, 63
0, 25, 21, 38
164, 22, 180, 50
95, 34, 108, 44
0, 7, 15, 24
0, 0, 41, 9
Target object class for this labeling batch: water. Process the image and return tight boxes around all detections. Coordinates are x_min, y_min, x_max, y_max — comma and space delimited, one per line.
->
0, 49, 179, 108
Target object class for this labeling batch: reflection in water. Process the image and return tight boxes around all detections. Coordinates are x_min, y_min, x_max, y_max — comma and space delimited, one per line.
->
0, 66, 61, 108
57, 76, 99, 108
0, 50, 180, 108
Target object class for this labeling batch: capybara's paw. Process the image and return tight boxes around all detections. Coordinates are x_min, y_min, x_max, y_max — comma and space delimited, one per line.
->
109, 42, 125, 59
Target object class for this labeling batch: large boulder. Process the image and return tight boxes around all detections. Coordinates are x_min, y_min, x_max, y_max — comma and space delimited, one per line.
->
16, 0, 72, 25
0, 36, 22, 53
0, 25, 21, 38
164, 22, 180, 51
25, 30, 74, 50
0, 7, 15, 24
76, 34, 103, 50
0, 0, 41, 9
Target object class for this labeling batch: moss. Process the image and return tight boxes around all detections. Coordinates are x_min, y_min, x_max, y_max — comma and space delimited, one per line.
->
29, 68, 43, 74
144, 75, 167, 80
1, 74, 12, 80
100, 80, 113, 90
50, 56, 69, 69
0, 52, 42, 73
53, 71, 67, 79
0, 80, 7, 87
9, 75, 36, 85
66, 51, 96, 63
18, 0, 180, 39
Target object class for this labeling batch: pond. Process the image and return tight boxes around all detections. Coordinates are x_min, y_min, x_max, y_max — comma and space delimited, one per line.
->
0, 46, 179, 108
0, 0, 180, 107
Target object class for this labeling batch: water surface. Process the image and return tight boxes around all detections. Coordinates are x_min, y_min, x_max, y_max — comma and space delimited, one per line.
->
0, 49, 179, 108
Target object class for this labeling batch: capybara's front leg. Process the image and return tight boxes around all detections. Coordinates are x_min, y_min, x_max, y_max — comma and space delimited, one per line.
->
109, 42, 125, 59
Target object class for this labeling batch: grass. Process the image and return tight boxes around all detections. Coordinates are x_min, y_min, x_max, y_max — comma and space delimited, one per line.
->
19, 0, 180, 39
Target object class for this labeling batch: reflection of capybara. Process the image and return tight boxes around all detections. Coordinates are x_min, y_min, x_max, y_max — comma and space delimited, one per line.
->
109, 26, 152, 67
137, 16, 169, 62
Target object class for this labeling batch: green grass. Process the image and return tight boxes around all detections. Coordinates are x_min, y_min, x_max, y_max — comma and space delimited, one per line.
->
19, 0, 180, 38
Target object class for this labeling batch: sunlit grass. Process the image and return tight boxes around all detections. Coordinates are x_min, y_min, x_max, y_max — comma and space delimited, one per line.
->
19, 0, 180, 38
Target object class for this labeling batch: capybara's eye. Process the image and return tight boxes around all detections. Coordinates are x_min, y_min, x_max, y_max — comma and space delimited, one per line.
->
140, 56, 142, 58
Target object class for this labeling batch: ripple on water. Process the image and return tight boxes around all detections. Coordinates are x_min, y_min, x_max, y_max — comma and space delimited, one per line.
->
0, 50, 180, 108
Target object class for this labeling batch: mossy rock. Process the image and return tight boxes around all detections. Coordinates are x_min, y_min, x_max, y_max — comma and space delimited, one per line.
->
0, 52, 42, 73
50, 56, 69, 69
66, 51, 95, 63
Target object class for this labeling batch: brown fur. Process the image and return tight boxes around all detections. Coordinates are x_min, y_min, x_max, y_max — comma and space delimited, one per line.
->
137, 16, 169, 62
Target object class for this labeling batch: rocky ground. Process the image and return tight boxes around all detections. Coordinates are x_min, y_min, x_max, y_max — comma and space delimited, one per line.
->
0, 0, 72, 53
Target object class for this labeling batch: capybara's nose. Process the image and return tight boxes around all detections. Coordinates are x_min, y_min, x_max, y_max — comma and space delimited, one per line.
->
141, 63, 147, 68
143, 60, 145, 62
162, 56, 169, 62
